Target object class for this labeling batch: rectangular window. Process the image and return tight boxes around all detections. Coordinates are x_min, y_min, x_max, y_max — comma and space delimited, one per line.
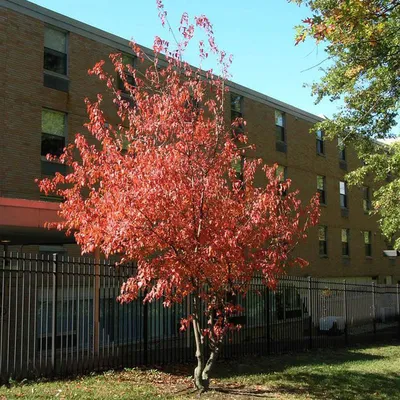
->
341, 228, 349, 256
338, 138, 346, 161
41, 109, 67, 158
275, 165, 287, 181
363, 186, 371, 212
44, 26, 67, 75
340, 181, 348, 208
232, 155, 245, 182
364, 231, 372, 257
317, 175, 326, 204
275, 110, 285, 143
231, 94, 244, 135
117, 54, 136, 95
318, 226, 327, 256
316, 130, 324, 155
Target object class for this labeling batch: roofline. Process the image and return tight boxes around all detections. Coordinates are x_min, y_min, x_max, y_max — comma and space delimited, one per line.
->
1, 0, 324, 124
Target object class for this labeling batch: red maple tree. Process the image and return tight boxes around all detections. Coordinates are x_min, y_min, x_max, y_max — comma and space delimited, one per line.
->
38, 2, 320, 391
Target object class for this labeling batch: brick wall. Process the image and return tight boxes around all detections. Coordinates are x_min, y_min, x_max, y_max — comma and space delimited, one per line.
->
0, 6, 398, 282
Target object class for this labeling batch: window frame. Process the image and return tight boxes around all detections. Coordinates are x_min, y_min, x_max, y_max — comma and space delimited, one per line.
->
317, 175, 326, 204
363, 186, 371, 212
43, 25, 68, 77
41, 108, 68, 159
275, 110, 286, 144
338, 138, 346, 161
316, 130, 324, 155
340, 181, 348, 209
318, 225, 328, 256
364, 231, 372, 257
230, 93, 244, 136
341, 228, 350, 257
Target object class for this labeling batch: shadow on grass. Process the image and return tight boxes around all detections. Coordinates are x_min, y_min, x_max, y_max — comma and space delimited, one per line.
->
274, 370, 400, 400
210, 345, 391, 379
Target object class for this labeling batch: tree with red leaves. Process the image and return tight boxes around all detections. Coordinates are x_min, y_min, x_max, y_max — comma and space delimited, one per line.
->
38, 2, 320, 392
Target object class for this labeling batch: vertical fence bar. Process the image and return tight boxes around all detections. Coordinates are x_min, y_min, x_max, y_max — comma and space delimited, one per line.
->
143, 290, 148, 365
51, 254, 58, 373
0, 253, 5, 379
308, 277, 312, 350
343, 280, 348, 345
372, 281, 376, 335
397, 283, 400, 339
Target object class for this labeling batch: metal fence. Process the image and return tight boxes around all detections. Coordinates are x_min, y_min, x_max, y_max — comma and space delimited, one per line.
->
0, 252, 399, 382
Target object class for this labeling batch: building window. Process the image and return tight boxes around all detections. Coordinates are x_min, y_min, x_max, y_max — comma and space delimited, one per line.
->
341, 228, 350, 256
338, 138, 346, 161
44, 26, 67, 75
275, 110, 285, 143
41, 109, 67, 158
340, 181, 348, 208
117, 54, 135, 95
364, 231, 372, 257
316, 130, 324, 155
232, 155, 245, 182
363, 186, 371, 212
317, 175, 326, 204
276, 165, 287, 195
231, 94, 244, 136
318, 226, 328, 256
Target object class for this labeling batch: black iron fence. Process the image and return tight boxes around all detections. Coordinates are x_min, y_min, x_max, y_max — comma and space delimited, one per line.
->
0, 252, 399, 382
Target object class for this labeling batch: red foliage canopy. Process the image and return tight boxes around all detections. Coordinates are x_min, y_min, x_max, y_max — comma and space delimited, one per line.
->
38, 5, 319, 342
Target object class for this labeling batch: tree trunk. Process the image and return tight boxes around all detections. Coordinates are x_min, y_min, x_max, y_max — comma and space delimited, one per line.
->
191, 301, 220, 393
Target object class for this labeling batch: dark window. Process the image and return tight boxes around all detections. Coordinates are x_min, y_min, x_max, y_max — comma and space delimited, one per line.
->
363, 186, 371, 212
232, 155, 245, 182
41, 109, 66, 158
318, 226, 327, 256
275, 110, 285, 143
338, 138, 346, 161
317, 175, 326, 204
117, 54, 136, 96
340, 181, 348, 208
276, 165, 287, 196
341, 229, 349, 256
44, 26, 67, 75
364, 231, 372, 257
231, 94, 244, 136
316, 130, 324, 155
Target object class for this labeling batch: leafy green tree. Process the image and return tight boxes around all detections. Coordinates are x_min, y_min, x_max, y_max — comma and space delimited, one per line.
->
291, 0, 400, 248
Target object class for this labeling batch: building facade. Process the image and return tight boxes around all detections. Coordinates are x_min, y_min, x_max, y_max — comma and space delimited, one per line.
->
0, 0, 398, 283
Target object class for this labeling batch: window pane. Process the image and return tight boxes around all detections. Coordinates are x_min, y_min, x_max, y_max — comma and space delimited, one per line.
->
42, 110, 65, 136
41, 134, 65, 157
122, 54, 134, 66
44, 27, 66, 53
276, 165, 285, 180
316, 130, 323, 139
364, 231, 370, 244
340, 181, 346, 195
318, 226, 326, 241
231, 94, 242, 113
44, 49, 67, 74
275, 110, 284, 127
275, 126, 285, 142
317, 176, 324, 190
341, 229, 348, 243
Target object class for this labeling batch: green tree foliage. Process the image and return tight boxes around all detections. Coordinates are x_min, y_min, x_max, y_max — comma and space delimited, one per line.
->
291, 0, 400, 248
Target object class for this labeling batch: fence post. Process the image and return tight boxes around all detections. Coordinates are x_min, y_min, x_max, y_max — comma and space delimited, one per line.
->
343, 280, 348, 345
397, 283, 400, 339
143, 289, 148, 365
372, 281, 376, 335
51, 254, 58, 374
93, 249, 100, 358
266, 285, 270, 355
308, 277, 312, 350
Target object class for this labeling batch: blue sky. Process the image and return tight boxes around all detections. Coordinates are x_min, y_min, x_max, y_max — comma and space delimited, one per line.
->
31, 0, 336, 118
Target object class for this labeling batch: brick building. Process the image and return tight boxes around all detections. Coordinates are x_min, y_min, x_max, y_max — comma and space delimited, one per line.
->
1, 0, 398, 283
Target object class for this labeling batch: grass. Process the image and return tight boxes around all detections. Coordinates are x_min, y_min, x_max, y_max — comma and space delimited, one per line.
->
1, 344, 399, 399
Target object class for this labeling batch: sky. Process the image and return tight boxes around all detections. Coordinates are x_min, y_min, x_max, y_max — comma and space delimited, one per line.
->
31, 0, 336, 118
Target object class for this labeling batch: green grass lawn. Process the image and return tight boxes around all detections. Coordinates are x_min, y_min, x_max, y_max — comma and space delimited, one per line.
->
1, 344, 399, 399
